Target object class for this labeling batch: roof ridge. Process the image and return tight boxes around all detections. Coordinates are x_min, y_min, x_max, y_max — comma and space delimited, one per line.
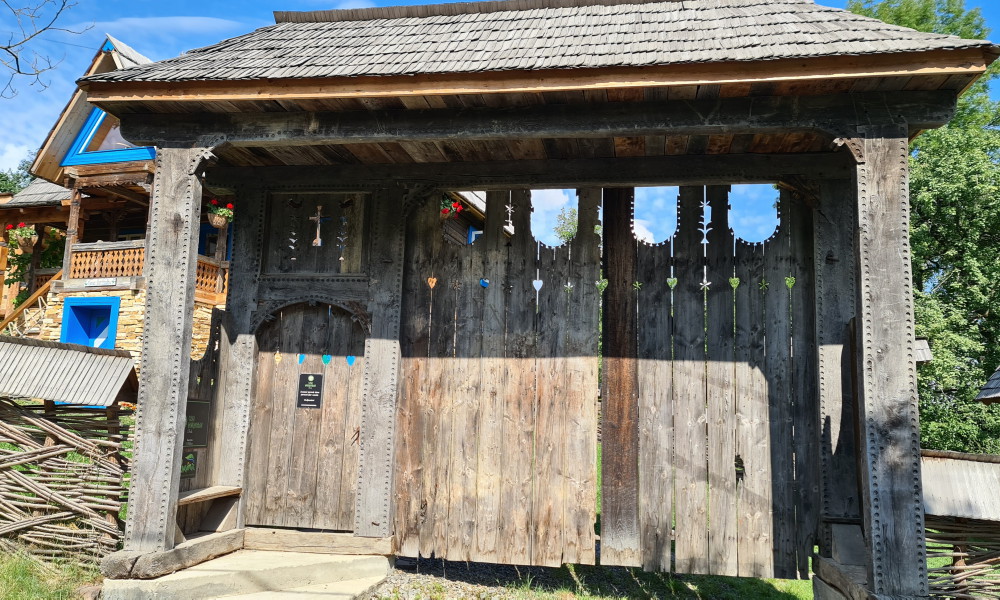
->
274, 0, 805, 24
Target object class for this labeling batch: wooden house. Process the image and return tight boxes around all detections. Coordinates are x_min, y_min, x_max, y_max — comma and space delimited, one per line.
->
72, 1, 1000, 598
0, 36, 230, 366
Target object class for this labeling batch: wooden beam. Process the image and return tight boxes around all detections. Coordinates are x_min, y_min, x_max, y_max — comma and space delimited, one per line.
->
244, 528, 393, 555
91, 186, 149, 207
208, 153, 853, 191
102, 529, 245, 580
118, 91, 956, 147
61, 188, 82, 278
852, 124, 928, 597
124, 146, 212, 553
83, 48, 990, 104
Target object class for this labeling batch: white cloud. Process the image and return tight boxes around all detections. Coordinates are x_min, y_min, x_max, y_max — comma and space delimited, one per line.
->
529, 189, 573, 246
635, 186, 677, 242
632, 219, 656, 243
0, 143, 33, 171
730, 184, 779, 242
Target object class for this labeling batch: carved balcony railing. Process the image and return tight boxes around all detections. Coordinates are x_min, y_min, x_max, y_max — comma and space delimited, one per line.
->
64, 240, 229, 306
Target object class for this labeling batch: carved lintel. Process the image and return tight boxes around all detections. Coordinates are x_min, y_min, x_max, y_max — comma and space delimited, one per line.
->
832, 136, 865, 164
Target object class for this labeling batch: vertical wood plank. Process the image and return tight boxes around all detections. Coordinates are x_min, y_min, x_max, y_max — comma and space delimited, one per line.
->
814, 180, 862, 556
637, 195, 673, 573
735, 237, 769, 578
355, 186, 406, 537
764, 192, 794, 578
314, 309, 349, 530
673, 186, 709, 574
705, 185, 737, 576
337, 320, 366, 530
854, 124, 928, 596
263, 308, 304, 527
498, 189, 536, 565
789, 193, 820, 578
561, 188, 600, 567
124, 146, 209, 552
473, 190, 510, 563
601, 187, 641, 567
244, 340, 273, 525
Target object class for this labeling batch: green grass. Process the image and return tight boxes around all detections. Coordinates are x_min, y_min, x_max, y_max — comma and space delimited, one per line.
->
0, 552, 99, 600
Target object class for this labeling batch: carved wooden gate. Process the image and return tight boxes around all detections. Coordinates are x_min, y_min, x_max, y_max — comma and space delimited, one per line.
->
394, 186, 817, 577
245, 303, 366, 530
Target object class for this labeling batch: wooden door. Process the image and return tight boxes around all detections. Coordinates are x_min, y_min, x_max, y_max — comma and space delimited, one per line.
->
244, 303, 366, 531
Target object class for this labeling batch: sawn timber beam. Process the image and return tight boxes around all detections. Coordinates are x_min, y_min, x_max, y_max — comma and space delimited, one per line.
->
206, 153, 853, 191
119, 91, 956, 148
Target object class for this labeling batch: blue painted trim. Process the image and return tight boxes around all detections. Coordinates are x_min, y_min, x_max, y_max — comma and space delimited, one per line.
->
101, 40, 115, 52
61, 107, 156, 167
60, 296, 121, 350
467, 226, 483, 245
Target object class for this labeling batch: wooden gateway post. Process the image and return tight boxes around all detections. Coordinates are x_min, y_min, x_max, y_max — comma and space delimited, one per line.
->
83, 1, 997, 597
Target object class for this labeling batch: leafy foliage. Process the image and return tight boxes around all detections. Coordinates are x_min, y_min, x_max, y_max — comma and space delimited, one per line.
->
849, 0, 1000, 453
4, 228, 64, 306
0, 156, 32, 194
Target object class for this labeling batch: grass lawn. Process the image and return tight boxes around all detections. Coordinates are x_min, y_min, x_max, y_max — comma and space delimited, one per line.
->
0, 553, 99, 600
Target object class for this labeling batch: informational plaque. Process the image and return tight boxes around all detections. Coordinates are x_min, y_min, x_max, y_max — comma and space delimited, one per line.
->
184, 401, 211, 448
297, 374, 323, 408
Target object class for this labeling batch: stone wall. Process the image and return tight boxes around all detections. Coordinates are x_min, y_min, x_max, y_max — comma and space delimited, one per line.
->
38, 289, 218, 371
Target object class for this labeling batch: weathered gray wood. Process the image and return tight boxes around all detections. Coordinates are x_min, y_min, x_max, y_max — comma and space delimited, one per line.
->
103, 529, 245, 580
853, 124, 928, 597
209, 153, 855, 192
176, 486, 241, 507
244, 528, 392, 555
705, 185, 738, 576
788, 191, 820, 578
735, 237, 769, 578
601, 187, 641, 567
354, 186, 406, 537
122, 91, 955, 147
124, 146, 211, 553
637, 199, 673, 573
60, 188, 82, 277
673, 186, 709, 574
814, 179, 862, 556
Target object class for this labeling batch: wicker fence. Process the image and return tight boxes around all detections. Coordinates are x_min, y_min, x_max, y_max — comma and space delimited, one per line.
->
927, 515, 1000, 599
0, 398, 131, 564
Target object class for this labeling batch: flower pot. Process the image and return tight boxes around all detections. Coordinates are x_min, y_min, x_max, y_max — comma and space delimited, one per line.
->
207, 212, 229, 229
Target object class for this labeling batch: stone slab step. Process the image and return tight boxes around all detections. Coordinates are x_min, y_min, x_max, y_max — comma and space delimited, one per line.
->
102, 551, 389, 600
226, 575, 385, 599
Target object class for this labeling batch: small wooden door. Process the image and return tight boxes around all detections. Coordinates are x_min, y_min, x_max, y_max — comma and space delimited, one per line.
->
244, 303, 366, 531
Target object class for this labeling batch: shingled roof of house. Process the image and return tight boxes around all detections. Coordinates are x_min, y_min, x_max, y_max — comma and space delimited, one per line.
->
977, 367, 1000, 404
3, 179, 72, 208
81, 0, 995, 84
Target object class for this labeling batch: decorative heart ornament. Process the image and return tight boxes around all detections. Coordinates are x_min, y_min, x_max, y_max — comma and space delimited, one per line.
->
322, 355, 332, 365
346, 355, 356, 366
532, 279, 543, 291
427, 277, 437, 289
297, 354, 305, 364
480, 278, 490, 288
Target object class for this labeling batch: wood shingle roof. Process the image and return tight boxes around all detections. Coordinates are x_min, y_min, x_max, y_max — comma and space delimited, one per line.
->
82, 0, 994, 84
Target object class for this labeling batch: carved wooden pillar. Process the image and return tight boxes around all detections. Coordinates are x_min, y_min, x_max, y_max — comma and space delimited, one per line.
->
124, 146, 212, 552
852, 124, 928, 598
354, 185, 406, 537
61, 187, 82, 278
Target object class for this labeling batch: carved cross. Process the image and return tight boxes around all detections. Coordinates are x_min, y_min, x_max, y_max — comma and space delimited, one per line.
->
308, 205, 329, 247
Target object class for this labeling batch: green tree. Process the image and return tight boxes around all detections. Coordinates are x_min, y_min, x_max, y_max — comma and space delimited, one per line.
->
0, 156, 33, 194
849, 0, 1000, 453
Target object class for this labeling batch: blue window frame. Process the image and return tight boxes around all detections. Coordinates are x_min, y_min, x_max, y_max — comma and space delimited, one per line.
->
61, 107, 156, 167
60, 297, 121, 349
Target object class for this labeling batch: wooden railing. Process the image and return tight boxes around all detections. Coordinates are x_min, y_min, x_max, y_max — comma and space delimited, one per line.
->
64, 240, 229, 306
33, 269, 59, 290
0, 269, 61, 337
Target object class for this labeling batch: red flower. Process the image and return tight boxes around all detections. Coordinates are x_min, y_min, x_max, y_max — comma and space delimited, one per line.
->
451, 201, 460, 208
17, 222, 25, 228
225, 203, 234, 209
455, 205, 463, 212
4, 224, 12, 230
441, 208, 450, 215
210, 198, 219, 205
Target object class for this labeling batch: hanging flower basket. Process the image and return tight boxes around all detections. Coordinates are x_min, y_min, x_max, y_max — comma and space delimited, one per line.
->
4, 222, 35, 242
206, 198, 234, 228
439, 197, 463, 219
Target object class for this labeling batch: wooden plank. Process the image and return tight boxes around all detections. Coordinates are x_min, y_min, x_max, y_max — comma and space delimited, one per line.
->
119, 530, 246, 580
561, 188, 600, 567
354, 186, 406, 537
124, 146, 210, 552
764, 192, 794, 579
788, 192, 819, 578
89, 50, 989, 104
120, 92, 957, 148
472, 190, 510, 563
312, 311, 349, 530
853, 124, 928, 596
735, 238, 770, 578
335, 317, 366, 530
636, 195, 673, 572
243, 339, 275, 526
497, 189, 536, 565
813, 179, 861, 556
244, 528, 392, 555
705, 185, 738, 576
177, 486, 242, 507
672, 186, 709, 574
921, 456, 1000, 521
600, 187, 641, 567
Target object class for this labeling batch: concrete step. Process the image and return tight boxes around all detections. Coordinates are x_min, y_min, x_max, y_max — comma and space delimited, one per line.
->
226, 575, 385, 599
102, 551, 390, 600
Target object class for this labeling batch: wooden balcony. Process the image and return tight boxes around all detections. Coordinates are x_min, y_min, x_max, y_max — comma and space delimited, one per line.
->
63, 240, 229, 305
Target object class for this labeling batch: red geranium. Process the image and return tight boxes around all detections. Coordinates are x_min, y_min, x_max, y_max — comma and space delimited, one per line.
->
4, 224, 12, 230
441, 208, 450, 215
17, 222, 25, 228
210, 198, 219, 206
226, 203, 234, 209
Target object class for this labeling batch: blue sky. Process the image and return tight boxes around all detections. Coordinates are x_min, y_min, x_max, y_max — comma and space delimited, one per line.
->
2, 0, 998, 243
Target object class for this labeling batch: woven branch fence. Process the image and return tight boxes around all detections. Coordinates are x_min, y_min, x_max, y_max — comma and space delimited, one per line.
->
927, 515, 1000, 599
0, 397, 131, 564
